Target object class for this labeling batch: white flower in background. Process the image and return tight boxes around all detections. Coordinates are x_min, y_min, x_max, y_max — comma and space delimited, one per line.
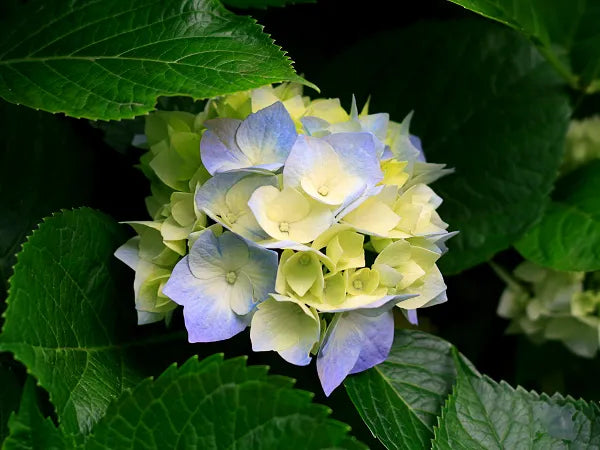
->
496, 261, 600, 358
561, 116, 600, 175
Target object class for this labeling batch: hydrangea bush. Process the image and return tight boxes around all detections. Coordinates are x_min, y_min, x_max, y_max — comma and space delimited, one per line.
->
116, 84, 454, 394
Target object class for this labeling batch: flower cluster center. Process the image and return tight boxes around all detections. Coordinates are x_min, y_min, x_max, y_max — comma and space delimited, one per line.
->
279, 221, 290, 232
225, 271, 237, 284
318, 186, 329, 196
225, 211, 237, 224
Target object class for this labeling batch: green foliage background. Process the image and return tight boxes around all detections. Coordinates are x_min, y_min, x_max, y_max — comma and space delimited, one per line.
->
1, 0, 600, 448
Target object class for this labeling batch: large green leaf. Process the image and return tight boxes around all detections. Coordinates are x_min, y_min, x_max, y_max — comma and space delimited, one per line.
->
3, 378, 74, 450
0, 0, 312, 120
432, 352, 600, 449
515, 161, 600, 271
223, 0, 315, 9
3, 356, 365, 449
344, 330, 465, 450
86, 355, 365, 449
318, 20, 570, 274
0, 208, 141, 435
446, 0, 600, 92
0, 100, 93, 304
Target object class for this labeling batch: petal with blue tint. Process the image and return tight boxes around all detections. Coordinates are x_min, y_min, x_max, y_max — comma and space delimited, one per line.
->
239, 240, 279, 303
200, 119, 250, 175
323, 132, 382, 193
359, 113, 389, 143
405, 309, 419, 325
349, 311, 394, 374
236, 102, 297, 169
163, 230, 278, 342
187, 230, 248, 278
317, 310, 394, 395
409, 135, 425, 161
283, 133, 382, 208
162, 256, 250, 342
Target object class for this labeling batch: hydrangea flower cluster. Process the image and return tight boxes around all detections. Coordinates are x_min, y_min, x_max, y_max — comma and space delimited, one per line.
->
116, 83, 454, 394
497, 262, 600, 358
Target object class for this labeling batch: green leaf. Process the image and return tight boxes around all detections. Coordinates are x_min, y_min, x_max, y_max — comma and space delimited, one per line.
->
0, 360, 23, 443
343, 330, 462, 450
446, 0, 600, 92
222, 0, 315, 9
0, 100, 93, 305
0, 208, 141, 435
318, 20, 570, 274
85, 354, 366, 450
432, 352, 600, 449
516, 160, 600, 271
0, 0, 314, 120
3, 378, 73, 450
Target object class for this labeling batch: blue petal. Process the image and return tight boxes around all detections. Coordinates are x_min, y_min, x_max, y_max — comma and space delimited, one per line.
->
187, 229, 247, 279
323, 132, 377, 159
189, 231, 252, 278
316, 315, 361, 396
236, 102, 297, 170
323, 132, 383, 185
200, 118, 250, 174
162, 256, 250, 342
283, 133, 382, 209
350, 312, 394, 374
381, 146, 393, 160
360, 113, 389, 142
187, 230, 276, 308
317, 310, 394, 396
206, 118, 242, 151
405, 309, 419, 325
240, 239, 278, 303
410, 135, 426, 162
